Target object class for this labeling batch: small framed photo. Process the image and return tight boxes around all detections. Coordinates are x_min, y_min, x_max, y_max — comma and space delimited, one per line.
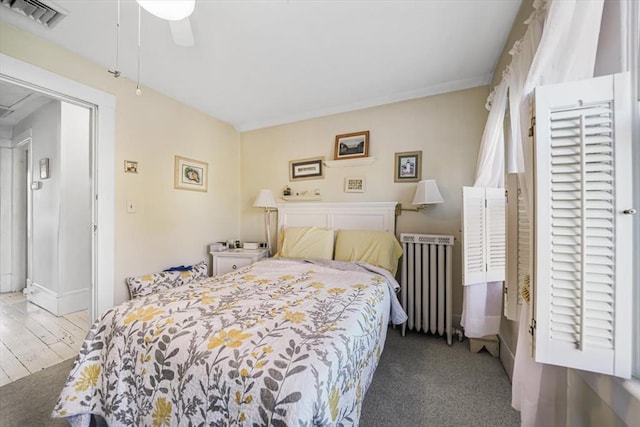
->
290, 157, 325, 181
124, 160, 138, 173
334, 131, 369, 160
344, 177, 365, 193
174, 155, 208, 192
39, 158, 50, 179
394, 151, 422, 182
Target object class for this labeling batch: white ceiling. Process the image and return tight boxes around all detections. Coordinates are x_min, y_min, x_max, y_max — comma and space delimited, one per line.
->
0, 0, 521, 131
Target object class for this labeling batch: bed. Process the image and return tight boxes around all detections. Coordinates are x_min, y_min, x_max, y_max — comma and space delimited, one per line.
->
53, 202, 407, 426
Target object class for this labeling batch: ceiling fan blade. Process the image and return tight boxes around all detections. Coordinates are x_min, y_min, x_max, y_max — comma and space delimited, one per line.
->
169, 18, 194, 47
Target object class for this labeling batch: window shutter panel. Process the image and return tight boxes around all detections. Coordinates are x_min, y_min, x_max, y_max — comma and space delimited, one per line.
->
462, 186, 486, 285
485, 188, 506, 282
534, 72, 633, 378
505, 174, 528, 320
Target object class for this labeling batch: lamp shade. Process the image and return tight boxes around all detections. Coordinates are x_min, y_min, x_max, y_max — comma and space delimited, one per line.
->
253, 189, 277, 208
412, 180, 444, 205
137, 0, 195, 21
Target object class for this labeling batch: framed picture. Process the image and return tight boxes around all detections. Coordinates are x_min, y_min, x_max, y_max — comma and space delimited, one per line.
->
394, 151, 422, 182
174, 155, 208, 192
344, 177, 365, 193
39, 158, 49, 179
290, 157, 325, 181
334, 131, 369, 160
124, 160, 138, 173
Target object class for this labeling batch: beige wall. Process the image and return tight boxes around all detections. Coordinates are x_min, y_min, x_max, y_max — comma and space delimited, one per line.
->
240, 86, 489, 320
0, 23, 242, 305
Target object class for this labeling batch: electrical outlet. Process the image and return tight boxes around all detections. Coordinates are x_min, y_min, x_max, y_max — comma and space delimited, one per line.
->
126, 200, 136, 214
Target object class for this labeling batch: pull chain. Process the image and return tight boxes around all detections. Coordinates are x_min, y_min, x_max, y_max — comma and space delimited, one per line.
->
108, 0, 121, 78
136, 4, 142, 95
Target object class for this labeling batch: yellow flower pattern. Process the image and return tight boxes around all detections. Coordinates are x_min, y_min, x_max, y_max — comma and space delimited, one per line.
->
284, 311, 306, 324
73, 364, 100, 392
151, 397, 172, 427
53, 259, 398, 426
123, 306, 165, 325
207, 328, 252, 349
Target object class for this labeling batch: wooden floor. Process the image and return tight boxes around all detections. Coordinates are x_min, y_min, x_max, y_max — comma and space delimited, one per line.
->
0, 292, 88, 387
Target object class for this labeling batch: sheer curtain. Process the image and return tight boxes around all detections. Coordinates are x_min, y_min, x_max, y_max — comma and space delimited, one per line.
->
460, 78, 508, 338
467, 0, 605, 424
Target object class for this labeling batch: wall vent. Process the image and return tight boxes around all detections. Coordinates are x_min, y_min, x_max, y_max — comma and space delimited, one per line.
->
0, 0, 69, 28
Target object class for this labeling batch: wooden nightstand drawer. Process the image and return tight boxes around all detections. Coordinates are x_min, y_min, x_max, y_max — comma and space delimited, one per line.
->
210, 249, 268, 276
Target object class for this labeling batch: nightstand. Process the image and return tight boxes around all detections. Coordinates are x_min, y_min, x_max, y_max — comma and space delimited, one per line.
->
210, 248, 269, 276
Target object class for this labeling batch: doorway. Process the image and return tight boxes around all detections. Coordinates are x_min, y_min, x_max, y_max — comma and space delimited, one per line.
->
0, 53, 116, 385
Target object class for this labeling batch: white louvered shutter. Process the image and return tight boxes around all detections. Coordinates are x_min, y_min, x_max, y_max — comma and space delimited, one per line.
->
505, 174, 529, 320
463, 187, 486, 285
486, 188, 506, 282
463, 187, 506, 286
534, 72, 633, 378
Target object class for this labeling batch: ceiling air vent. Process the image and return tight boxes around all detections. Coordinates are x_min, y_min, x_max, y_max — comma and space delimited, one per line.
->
1, 0, 69, 28
0, 106, 14, 118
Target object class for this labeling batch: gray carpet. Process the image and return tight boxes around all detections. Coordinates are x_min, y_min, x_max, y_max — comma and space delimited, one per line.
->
361, 328, 519, 426
0, 328, 519, 426
0, 358, 73, 427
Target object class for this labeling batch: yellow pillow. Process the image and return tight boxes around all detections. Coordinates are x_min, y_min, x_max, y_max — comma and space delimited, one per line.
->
275, 226, 334, 260
334, 230, 403, 275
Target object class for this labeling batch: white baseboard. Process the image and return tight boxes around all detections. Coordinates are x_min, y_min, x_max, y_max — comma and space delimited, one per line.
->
499, 333, 516, 382
26, 282, 89, 316
26, 282, 58, 314
0, 274, 11, 293
58, 288, 89, 315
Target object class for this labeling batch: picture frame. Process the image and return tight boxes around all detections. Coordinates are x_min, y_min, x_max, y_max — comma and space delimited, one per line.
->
124, 160, 138, 173
334, 131, 369, 160
394, 151, 422, 182
174, 155, 208, 192
289, 157, 325, 181
344, 177, 365, 193
39, 158, 49, 179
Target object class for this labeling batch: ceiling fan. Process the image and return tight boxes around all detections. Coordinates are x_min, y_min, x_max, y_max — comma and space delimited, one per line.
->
137, 0, 195, 47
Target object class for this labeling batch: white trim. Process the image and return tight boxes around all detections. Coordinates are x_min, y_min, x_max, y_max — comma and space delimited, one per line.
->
25, 281, 57, 315
236, 74, 491, 132
499, 334, 516, 382
58, 288, 90, 315
0, 53, 115, 322
575, 371, 640, 426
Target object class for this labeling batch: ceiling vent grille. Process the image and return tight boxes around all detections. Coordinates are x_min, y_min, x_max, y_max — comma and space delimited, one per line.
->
0, 106, 14, 118
0, 0, 68, 28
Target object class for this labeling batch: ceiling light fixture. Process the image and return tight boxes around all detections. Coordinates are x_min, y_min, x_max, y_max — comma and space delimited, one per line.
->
109, 0, 195, 94
136, 0, 195, 21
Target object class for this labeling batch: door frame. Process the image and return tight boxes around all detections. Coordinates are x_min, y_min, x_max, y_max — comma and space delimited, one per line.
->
0, 53, 115, 322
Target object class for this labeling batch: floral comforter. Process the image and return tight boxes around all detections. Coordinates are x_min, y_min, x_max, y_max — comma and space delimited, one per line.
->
53, 259, 406, 426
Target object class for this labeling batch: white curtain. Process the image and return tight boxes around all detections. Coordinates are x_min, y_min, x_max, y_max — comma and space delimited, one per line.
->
466, 0, 605, 424
460, 77, 509, 338
509, 1, 604, 426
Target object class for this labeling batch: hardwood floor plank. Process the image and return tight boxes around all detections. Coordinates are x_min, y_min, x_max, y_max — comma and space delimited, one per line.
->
0, 312, 64, 372
0, 341, 30, 382
11, 300, 88, 344
0, 302, 61, 346
0, 292, 90, 385
48, 341, 80, 361
63, 310, 90, 330
0, 366, 11, 387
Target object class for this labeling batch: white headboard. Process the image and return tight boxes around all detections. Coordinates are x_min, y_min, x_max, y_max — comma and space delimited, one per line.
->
276, 202, 398, 238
